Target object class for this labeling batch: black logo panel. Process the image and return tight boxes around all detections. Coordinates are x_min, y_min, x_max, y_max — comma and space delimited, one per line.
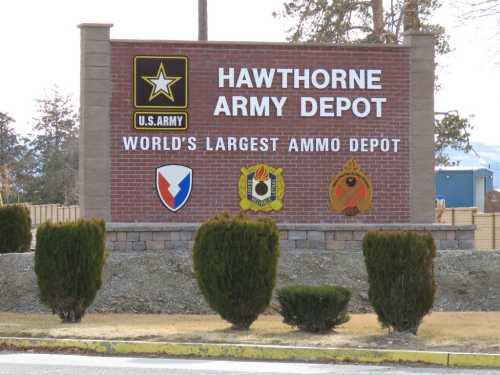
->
134, 56, 188, 109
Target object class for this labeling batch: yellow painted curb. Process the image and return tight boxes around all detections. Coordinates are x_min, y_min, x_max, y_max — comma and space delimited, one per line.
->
0, 337, 452, 366
2, 337, 500, 368
449, 352, 500, 368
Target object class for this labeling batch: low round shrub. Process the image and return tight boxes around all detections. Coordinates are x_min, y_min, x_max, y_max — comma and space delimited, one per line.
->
363, 230, 436, 334
277, 285, 351, 333
34, 219, 106, 323
193, 213, 280, 330
0, 204, 32, 253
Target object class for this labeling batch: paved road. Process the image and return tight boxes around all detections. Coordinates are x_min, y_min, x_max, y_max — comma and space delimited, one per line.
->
1, 353, 500, 375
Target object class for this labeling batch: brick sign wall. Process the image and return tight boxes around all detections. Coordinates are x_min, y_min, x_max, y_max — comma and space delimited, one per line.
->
79, 25, 435, 224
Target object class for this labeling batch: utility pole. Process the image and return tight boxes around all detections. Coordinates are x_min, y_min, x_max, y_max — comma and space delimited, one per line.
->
198, 0, 207, 41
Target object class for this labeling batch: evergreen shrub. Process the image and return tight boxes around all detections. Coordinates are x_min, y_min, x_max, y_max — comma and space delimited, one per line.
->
277, 285, 351, 333
34, 219, 106, 323
0, 205, 32, 253
362, 230, 436, 334
193, 213, 280, 330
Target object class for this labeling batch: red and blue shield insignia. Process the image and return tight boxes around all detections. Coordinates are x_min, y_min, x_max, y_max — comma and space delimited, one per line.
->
156, 164, 192, 212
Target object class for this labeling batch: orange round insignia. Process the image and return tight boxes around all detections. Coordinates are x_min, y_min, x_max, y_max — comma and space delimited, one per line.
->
329, 159, 373, 216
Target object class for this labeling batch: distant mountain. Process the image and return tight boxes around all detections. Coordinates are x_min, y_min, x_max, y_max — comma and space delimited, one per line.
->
444, 142, 500, 188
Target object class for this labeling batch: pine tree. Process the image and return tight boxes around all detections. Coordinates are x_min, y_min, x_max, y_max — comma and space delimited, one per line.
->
0, 112, 28, 203
28, 88, 79, 204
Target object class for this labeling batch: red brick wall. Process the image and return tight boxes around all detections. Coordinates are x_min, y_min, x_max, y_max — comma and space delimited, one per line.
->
110, 41, 410, 223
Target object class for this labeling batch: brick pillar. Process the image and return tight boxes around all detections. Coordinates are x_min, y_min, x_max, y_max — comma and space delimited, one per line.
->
404, 32, 435, 223
78, 23, 113, 221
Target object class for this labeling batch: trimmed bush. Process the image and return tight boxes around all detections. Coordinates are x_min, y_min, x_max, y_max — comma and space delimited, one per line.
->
0, 205, 32, 253
362, 230, 436, 334
34, 219, 106, 323
193, 213, 280, 330
277, 285, 351, 333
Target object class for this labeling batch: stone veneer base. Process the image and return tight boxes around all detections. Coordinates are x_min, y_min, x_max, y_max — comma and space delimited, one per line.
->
106, 223, 475, 252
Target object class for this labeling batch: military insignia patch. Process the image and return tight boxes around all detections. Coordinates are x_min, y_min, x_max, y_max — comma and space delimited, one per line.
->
329, 159, 372, 216
156, 164, 192, 212
134, 56, 188, 109
133, 56, 189, 131
239, 164, 285, 212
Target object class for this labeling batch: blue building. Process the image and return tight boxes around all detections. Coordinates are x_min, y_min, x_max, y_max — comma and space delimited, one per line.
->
435, 167, 494, 211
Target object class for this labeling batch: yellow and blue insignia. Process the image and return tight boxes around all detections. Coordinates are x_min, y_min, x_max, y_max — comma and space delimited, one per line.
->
239, 164, 285, 212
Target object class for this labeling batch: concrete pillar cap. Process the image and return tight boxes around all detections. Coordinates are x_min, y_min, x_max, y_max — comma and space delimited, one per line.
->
402, 31, 435, 37
78, 23, 114, 29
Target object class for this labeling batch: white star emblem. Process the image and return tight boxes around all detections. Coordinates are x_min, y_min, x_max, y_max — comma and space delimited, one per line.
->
142, 63, 182, 102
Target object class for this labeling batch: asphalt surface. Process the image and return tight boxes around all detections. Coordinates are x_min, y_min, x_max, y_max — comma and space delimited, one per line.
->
1, 353, 500, 375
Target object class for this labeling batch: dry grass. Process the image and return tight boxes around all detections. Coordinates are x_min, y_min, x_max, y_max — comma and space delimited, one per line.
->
1, 312, 499, 353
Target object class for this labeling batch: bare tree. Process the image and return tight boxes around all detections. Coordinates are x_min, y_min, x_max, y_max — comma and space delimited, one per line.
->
275, 0, 472, 166
274, 0, 448, 49
464, 0, 500, 18
372, 0, 385, 40
404, 0, 420, 31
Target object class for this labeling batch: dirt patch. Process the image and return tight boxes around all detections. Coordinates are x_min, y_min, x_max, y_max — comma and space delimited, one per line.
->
1, 312, 499, 353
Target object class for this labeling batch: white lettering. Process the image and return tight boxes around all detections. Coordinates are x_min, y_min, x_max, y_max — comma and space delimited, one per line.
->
349, 69, 366, 89
367, 69, 382, 89
319, 97, 335, 117
215, 137, 226, 151
294, 68, 310, 89
311, 69, 330, 89
316, 138, 329, 152
140, 137, 150, 150
277, 68, 293, 88
271, 96, 287, 117
218, 67, 234, 88
352, 97, 371, 118
122, 137, 138, 151
252, 68, 275, 88
371, 97, 387, 117
227, 136, 237, 151
213, 96, 231, 116
152, 136, 161, 151
301, 97, 317, 117
392, 139, 400, 152
288, 137, 342, 152
270, 137, 279, 151
187, 137, 197, 151
336, 97, 351, 117
301, 138, 314, 152
172, 137, 181, 151
349, 138, 401, 152
249, 96, 269, 117
206, 137, 213, 151
350, 138, 359, 152
381, 138, 390, 152
232, 96, 248, 116
331, 69, 347, 89
236, 68, 253, 88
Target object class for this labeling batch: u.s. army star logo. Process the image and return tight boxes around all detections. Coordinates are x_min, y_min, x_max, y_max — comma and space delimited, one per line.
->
142, 63, 182, 102
134, 56, 188, 109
